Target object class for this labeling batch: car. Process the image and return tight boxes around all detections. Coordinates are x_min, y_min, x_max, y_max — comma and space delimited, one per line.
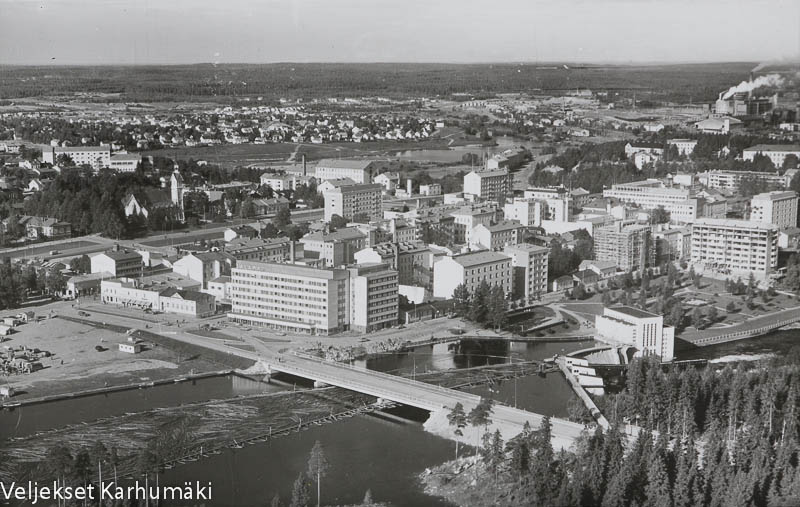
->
78, 311, 90, 317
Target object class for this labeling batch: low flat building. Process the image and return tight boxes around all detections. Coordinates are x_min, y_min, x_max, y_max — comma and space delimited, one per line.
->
595, 306, 674, 361
101, 278, 215, 317
225, 237, 293, 263
64, 271, 112, 299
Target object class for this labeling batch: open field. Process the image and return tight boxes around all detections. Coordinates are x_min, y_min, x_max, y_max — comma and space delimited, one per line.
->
0, 306, 245, 400
0, 62, 757, 103
143, 138, 453, 167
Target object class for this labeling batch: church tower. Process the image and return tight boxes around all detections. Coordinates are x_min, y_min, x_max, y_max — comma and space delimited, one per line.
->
171, 170, 185, 222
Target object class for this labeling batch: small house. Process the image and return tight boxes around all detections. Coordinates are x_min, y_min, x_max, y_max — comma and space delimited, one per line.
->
0, 325, 12, 336
0, 386, 14, 398
119, 342, 144, 354
551, 275, 575, 293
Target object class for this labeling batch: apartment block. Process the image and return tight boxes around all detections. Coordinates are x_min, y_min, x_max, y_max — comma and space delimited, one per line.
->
90, 247, 143, 278
743, 145, 800, 168
301, 227, 367, 267
347, 263, 398, 333
432, 250, 512, 299
354, 241, 433, 287
603, 180, 691, 211
323, 183, 383, 222
667, 139, 698, 156
705, 170, 791, 191
503, 243, 549, 302
225, 237, 293, 263
593, 221, 653, 272
470, 221, 525, 251
315, 159, 377, 184
691, 218, 778, 276
42, 146, 111, 171
463, 169, 511, 202
228, 261, 351, 335
750, 191, 799, 229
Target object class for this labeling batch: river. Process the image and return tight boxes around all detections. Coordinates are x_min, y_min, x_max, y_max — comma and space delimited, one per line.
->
7, 332, 789, 506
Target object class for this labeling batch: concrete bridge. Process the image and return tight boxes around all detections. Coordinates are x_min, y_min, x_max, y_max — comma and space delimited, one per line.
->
263, 351, 588, 449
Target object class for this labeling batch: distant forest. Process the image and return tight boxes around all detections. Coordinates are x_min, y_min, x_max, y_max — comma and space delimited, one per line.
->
0, 62, 755, 103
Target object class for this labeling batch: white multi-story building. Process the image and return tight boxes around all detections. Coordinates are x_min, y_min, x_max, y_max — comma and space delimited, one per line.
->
743, 145, 800, 168
109, 153, 142, 173
420, 183, 442, 196
432, 250, 512, 299
314, 159, 377, 184
323, 183, 382, 222
503, 243, 549, 302
449, 206, 497, 244
301, 227, 367, 267
463, 169, 511, 202
594, 221, 653, 272
42, 146, 111, 171
706, 170, 791, 191
750, 191, 799, 229
228, 261, 351, 335
347, 263, 398, 333
595, 306, 674, 361
470, 221, 525, 251
603, 180, 691, 211
504, 198, 540, 227
90, 248, 143, 278
691, 218, 778, 277
522, 187, 572, 222
667, 139, 698, 156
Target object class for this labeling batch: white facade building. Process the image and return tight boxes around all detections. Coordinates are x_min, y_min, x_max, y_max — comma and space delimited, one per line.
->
595, 306, 674, 361
750, 191, 799, 229
743, 145, 800, 168
463, 169, 511, 202
432, 250, 512, 299
323, 183, 383, 222
691, 219, 778, 277
503, 243, 549, 302
314, 159, 377, 184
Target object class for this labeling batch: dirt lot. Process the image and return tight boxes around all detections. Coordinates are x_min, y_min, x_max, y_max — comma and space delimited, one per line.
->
0, 313, 231, 400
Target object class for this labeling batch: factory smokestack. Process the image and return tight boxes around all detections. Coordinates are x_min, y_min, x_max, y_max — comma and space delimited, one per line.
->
407, 179, 412, 195
302, 154, 307, 176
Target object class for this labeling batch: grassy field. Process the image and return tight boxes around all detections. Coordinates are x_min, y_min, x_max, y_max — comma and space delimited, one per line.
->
142, 138, 453, 167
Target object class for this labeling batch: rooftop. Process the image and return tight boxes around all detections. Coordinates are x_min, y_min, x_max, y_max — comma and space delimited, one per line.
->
315, 159, 376, 170
745, 144, 800, 152
608, 305, 660, 319
302, 227, 366, 243
694, 218, 778, 231
451, 250, 510, 268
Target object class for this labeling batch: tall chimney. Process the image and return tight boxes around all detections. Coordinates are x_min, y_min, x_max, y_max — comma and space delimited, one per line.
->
302, 154, 307, 176
289, 240, 295, 264
407, 179, 412, 195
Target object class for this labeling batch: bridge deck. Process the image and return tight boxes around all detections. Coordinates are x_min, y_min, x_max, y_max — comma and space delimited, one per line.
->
265, 352, 586, 446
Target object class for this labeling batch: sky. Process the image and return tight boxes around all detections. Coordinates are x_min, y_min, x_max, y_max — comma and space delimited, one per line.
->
0, 0, 798, 65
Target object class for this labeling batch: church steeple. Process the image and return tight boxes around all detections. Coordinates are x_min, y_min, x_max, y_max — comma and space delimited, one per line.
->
171, 169, 185, 222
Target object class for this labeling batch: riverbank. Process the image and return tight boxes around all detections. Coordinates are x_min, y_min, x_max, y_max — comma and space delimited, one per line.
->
420, 457, 517, 507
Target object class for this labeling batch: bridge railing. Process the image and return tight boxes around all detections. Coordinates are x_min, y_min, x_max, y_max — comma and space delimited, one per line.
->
289, 351, 480, 403
274, 358, 449, 408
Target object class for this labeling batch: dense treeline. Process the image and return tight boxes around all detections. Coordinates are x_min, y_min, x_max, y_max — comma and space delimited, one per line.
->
529, 134, 797, 194
461, 352, 800, 506
0, 63, 754, 103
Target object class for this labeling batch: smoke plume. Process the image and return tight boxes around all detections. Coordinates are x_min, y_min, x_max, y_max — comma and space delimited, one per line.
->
722, 73, 784, 99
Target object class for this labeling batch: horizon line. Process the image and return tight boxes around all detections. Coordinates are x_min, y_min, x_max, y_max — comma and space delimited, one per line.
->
2, 59, 796, 68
